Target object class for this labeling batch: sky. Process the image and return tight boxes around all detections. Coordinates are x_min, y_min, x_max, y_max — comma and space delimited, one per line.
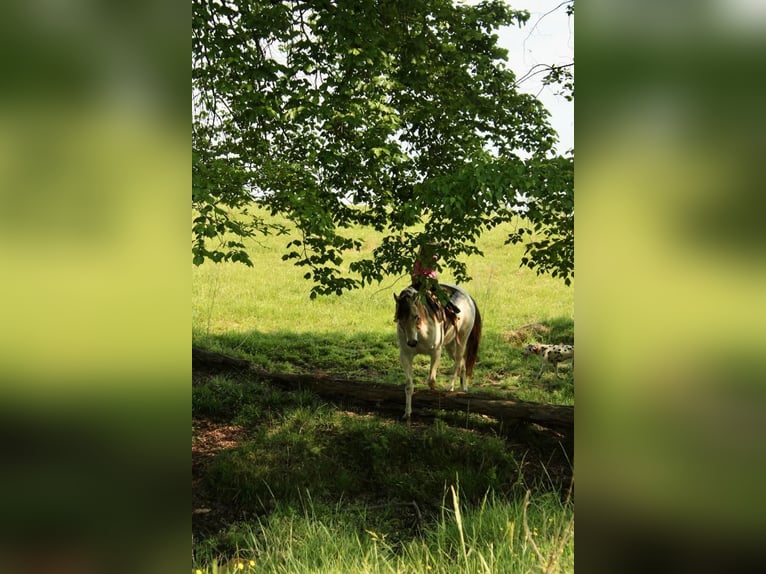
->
496, 0, 574, 154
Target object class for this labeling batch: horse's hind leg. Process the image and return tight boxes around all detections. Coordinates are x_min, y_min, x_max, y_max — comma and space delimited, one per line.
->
456, 352, 468, 391
427, 349, 442, 391
446, 342, 466, 392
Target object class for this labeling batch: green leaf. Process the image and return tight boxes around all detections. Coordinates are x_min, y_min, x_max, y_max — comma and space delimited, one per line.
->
193, 0, 572, 293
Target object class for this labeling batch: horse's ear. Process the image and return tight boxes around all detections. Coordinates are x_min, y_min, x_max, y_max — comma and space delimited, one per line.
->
392, 293, 399, 322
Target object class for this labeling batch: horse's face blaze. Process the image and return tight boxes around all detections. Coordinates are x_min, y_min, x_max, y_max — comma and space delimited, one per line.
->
405, 308, 419, 346
396, 299, 420, 347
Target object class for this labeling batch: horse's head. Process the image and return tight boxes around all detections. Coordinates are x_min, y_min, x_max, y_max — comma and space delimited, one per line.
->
394, 288, 423, 348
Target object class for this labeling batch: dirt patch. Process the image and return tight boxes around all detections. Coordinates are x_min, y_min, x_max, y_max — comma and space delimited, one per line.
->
192, 419, 250, 539
193, 420, 247, 458
502, 323, 551, 345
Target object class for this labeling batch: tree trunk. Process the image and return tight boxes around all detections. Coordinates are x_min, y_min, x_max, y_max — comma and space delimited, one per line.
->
192, 346, 573, 434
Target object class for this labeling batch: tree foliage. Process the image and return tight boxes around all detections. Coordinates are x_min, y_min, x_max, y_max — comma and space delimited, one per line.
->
193, 0, 574, 296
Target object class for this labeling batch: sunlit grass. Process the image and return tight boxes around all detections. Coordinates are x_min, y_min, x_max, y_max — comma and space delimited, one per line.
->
192, 210, 574, 404
192, 487, 573, 574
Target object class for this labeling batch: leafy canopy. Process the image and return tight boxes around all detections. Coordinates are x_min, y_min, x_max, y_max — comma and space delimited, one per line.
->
193, 0, 574, 296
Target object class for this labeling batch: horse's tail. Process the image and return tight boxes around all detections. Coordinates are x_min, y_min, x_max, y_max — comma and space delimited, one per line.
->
465, 297, 482, 378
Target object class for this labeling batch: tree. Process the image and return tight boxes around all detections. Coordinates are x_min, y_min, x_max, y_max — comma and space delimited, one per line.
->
193, 0, 574, 296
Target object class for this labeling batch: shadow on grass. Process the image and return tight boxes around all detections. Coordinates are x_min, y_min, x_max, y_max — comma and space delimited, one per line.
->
194, 318, 573, 402
192, 372, 573, 555
192, 327, 574, 545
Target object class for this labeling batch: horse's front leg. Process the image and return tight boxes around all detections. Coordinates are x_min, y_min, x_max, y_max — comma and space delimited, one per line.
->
400, 351, 415, 420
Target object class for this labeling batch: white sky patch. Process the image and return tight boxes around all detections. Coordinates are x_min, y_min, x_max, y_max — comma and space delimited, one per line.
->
713, 0, 766, 34
496, 0, 574, 155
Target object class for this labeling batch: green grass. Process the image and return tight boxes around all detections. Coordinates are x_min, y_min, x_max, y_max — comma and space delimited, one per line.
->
202, 404, 516, 511
193, 489, 573, 574
192, 210, 574, 404
193, 376, 573, 573
193, 210, 574, 573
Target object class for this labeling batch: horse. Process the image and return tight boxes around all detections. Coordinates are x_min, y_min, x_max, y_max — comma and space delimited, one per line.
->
393, 283, 482, 419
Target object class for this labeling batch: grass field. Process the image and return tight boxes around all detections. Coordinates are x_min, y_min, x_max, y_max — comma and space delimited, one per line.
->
192, 210, 574, 573
193, 211, 574, 404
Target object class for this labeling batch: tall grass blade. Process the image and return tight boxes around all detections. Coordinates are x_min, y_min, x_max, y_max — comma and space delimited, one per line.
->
450, 484, 469, 572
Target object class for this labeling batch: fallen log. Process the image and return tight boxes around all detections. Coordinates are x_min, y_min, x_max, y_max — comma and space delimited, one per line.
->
193, 346, 573, 433
193, 346, 252, 372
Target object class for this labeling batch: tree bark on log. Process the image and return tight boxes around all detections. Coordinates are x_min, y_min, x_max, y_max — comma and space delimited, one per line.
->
193, 346, 573, 434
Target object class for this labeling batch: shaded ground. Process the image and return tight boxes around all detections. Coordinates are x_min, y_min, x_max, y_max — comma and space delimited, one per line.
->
192, 367, 573, 546
192, 418, 252, 539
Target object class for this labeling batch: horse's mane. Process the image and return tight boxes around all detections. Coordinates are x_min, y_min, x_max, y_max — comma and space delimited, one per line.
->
395, 286, 446, 324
